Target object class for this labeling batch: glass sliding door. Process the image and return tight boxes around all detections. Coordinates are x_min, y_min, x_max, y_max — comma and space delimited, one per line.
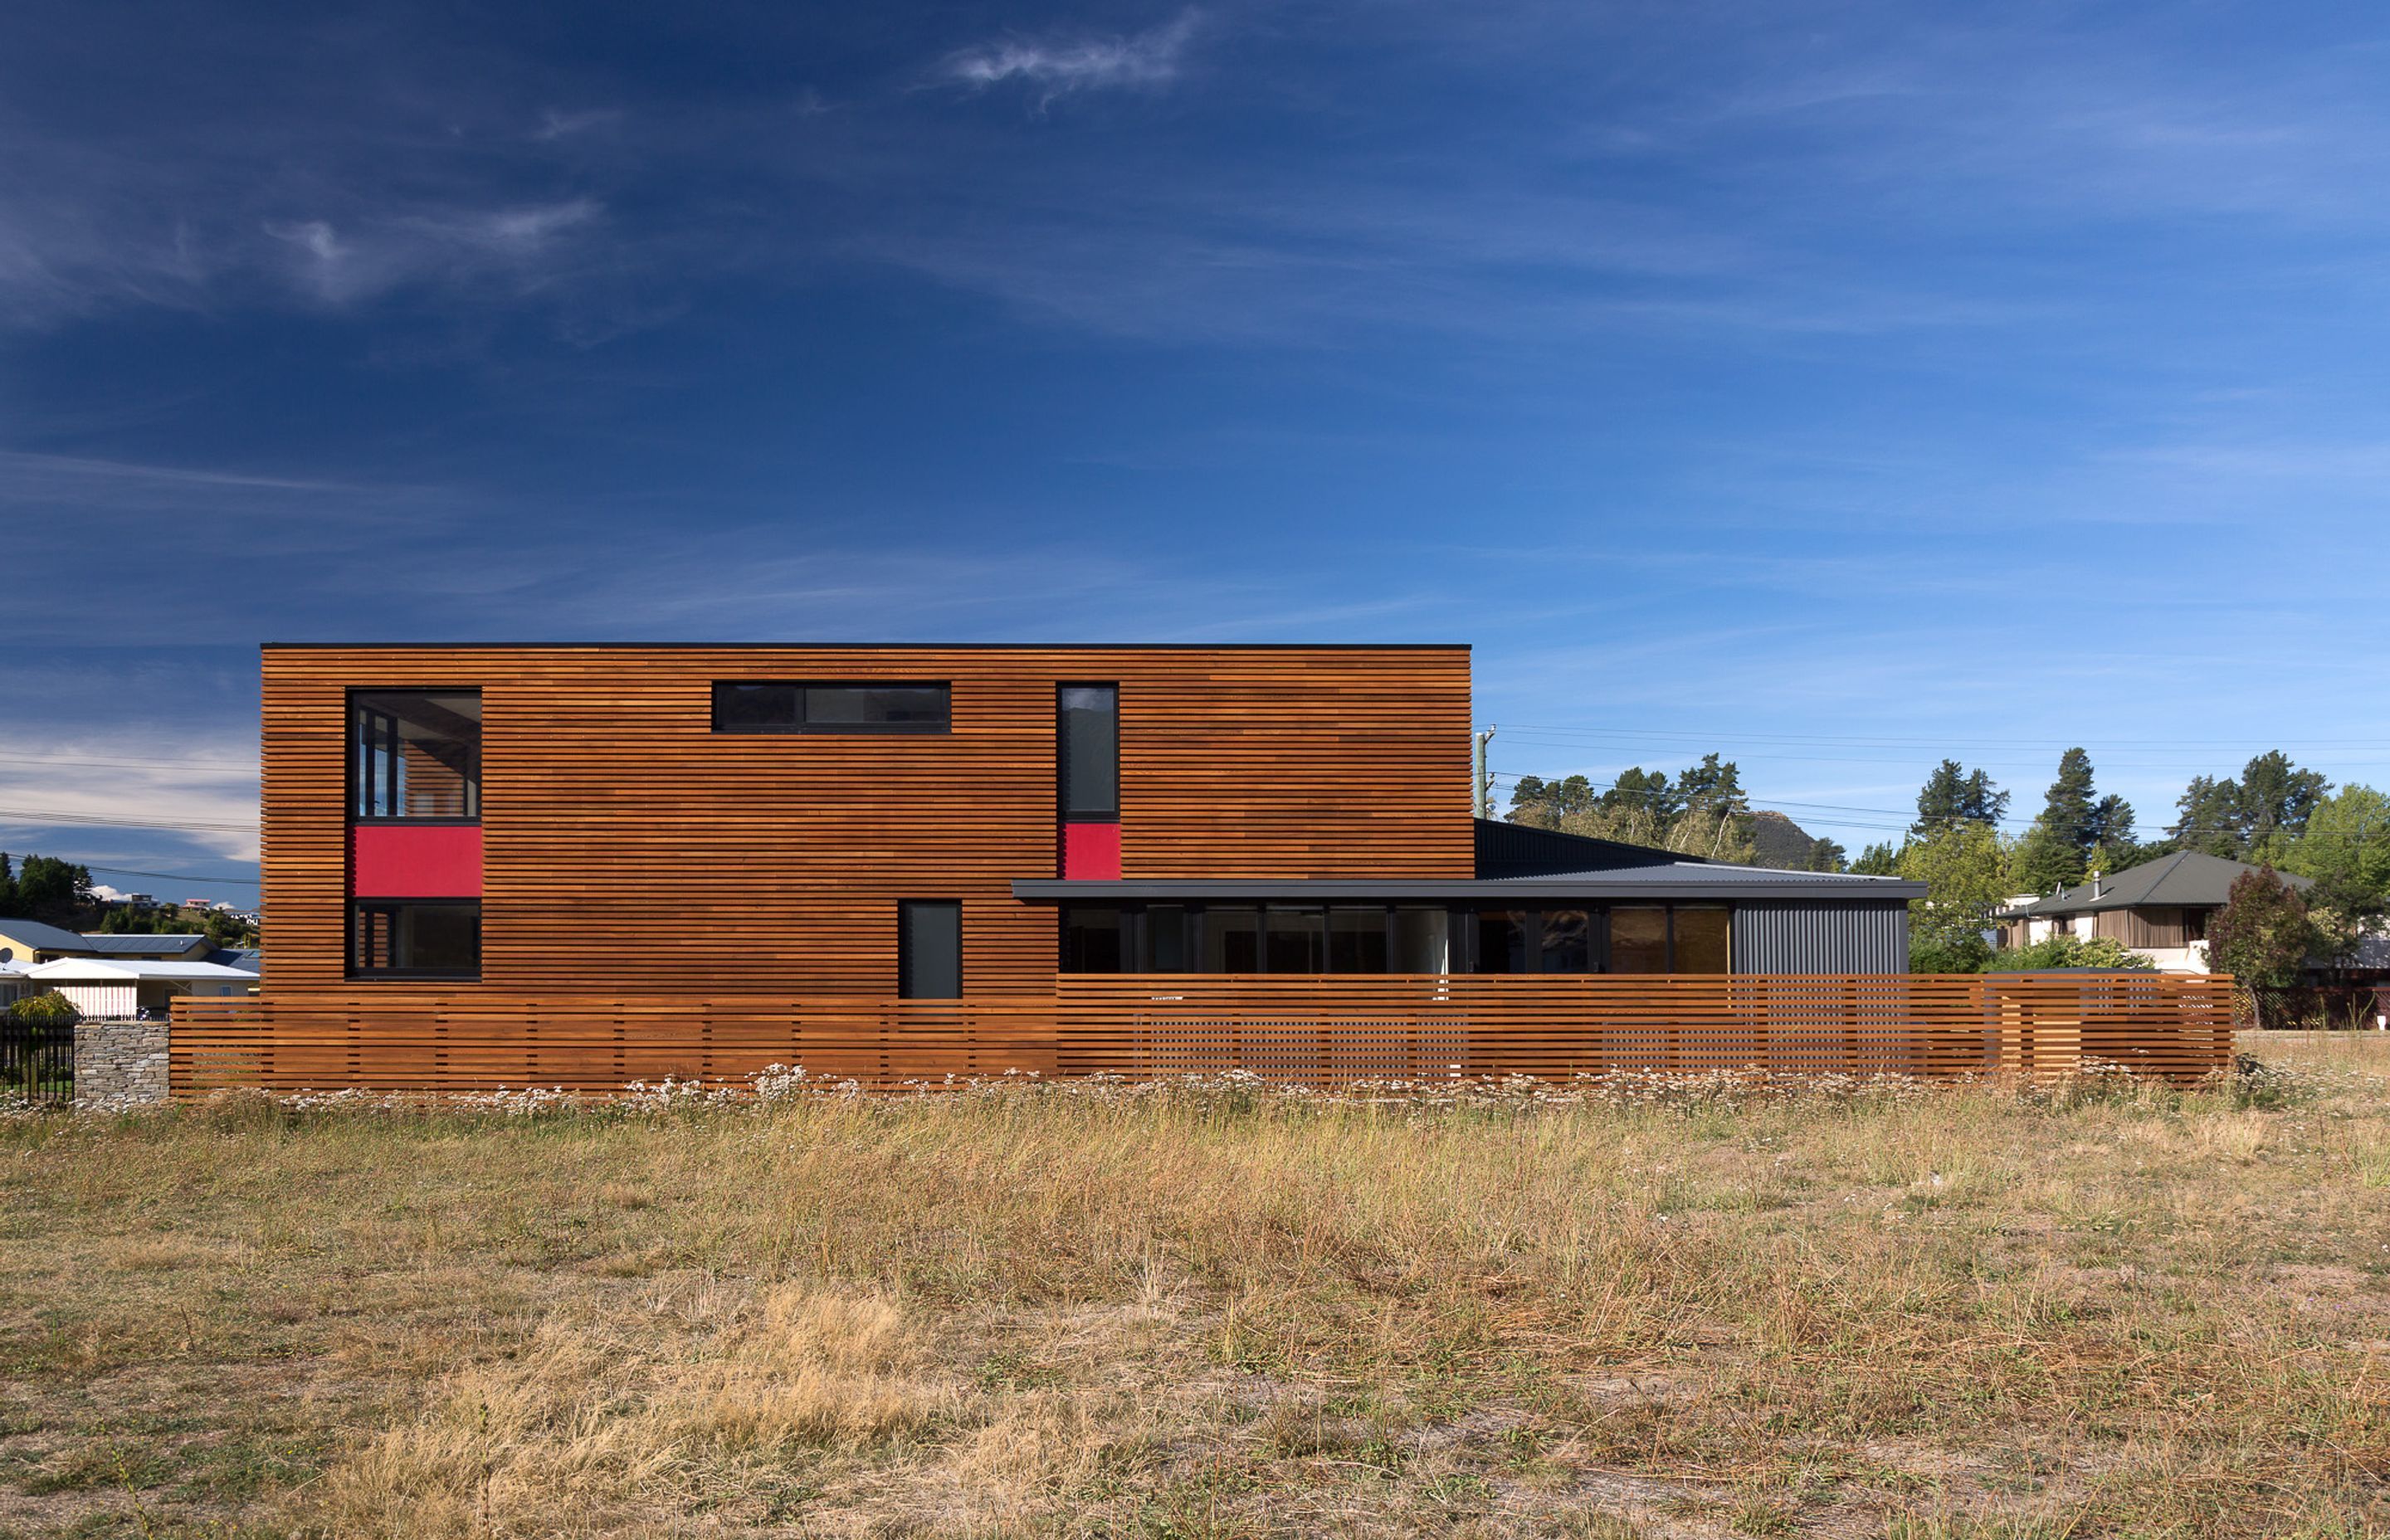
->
1391, 908, 1451, 974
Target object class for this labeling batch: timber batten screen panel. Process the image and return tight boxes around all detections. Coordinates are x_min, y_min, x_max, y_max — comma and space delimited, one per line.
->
174, 972, 2236, 1094
261, 646, 1473, 998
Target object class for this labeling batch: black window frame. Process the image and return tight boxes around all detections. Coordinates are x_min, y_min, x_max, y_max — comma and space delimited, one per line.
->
711, 681, 953, 735
347, 899, 482, 981
898, 899, 964, 999
1057, 682, 1120, 821
348, 688, 483, 826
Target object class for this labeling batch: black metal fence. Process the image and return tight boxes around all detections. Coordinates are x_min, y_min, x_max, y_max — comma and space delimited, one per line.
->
0, 1014, 75, 1105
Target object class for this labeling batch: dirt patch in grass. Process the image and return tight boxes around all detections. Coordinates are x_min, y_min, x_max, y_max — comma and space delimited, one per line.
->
1, 1034, 2387, 1536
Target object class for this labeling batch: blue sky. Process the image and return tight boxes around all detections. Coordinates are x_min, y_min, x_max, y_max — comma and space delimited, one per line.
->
6, 0, 2390, 906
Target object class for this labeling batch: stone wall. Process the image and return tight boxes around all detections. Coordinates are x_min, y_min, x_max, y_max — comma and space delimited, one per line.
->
73, 1019, 169, 1109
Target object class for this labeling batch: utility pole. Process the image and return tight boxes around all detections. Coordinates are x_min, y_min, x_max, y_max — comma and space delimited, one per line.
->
1473, 725, 1496, 819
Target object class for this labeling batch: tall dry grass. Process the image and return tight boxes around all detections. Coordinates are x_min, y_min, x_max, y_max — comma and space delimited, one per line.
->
0, 1035, 2383, 1536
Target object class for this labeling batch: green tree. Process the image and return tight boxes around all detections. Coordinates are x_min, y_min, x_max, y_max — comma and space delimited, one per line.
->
2207, 866, 2318, 1025
2012, 749, 2128, 894
1851, 841, 1902, 876
12, 856, 90, 924
1806, 837, 1848, 873
2238, 751, 2330, 850
1910, 759, 2008, 838
0, 854, 15, 915
2169, 753, 2330, 858
1601, 767, 1684, 824
2270, 784, 2390, 963
1898, 823, 2012, 972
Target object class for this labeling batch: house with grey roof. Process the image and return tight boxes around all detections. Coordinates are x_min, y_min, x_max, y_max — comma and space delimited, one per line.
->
1992, 850, 2312, 972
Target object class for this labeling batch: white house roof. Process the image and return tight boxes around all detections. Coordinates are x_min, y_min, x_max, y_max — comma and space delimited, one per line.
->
25, 959, 261, 982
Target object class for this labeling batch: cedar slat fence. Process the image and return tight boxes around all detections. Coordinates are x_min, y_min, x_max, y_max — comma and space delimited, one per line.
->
170, 972, 2235, 1096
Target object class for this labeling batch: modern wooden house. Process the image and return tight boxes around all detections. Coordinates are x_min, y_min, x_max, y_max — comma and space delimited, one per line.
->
163, 643, 2240, 1094
260, 643, 1924, 1003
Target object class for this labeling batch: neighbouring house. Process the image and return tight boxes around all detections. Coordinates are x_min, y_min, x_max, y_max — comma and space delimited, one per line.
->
1992, 850, 2315, 973
25, 958, 260, 1020
0, 920, 257, 976
250, 644, 1924, 1006
0, 919, 100, 966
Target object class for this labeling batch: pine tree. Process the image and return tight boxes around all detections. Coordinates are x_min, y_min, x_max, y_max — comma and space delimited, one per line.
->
1910, 760, 2009, 838
2013, 748, 2105, 893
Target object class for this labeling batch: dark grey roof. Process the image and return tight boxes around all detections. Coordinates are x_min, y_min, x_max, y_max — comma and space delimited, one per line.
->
1014, 866, 1924, 904
1475, 818, 1695, 877
77, 933, 213, 957
1022, 819, 1924, 903
1996, 851, 2314, 919
0, 917, 90, 952
206, 948, 263, 975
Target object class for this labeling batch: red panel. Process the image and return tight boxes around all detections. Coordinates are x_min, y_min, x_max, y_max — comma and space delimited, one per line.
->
350, 825, 483, 898
1061, 821, 1121, 880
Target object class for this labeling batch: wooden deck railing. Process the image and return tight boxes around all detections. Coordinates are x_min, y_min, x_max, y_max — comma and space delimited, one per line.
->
169, 972, 2236, 1095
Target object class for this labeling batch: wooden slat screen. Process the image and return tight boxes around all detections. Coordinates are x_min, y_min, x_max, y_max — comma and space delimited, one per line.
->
171, 972, 2235, 1094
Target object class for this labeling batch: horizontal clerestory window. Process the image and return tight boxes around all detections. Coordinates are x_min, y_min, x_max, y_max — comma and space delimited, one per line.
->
712, 682, 950, 734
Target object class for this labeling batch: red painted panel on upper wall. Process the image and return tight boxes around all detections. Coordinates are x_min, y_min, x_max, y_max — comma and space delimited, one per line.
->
351, 825, 483, 898
1061, 820, 1121, 880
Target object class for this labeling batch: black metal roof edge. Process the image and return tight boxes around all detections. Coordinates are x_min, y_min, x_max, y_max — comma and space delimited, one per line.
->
261, 641, 1474, 651
1012, 879, 1926, 901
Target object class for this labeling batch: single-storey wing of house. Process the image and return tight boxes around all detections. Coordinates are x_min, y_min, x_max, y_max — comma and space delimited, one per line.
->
1992, 850, 2312, 972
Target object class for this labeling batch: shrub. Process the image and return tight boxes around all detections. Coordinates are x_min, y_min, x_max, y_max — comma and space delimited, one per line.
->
1987, 934, 2155, 972
7, 992, 77, 1026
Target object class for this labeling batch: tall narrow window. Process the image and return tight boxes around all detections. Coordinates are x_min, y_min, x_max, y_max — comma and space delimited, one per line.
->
1058, 685, 1119, 818
899, 900, 963, 999
352, 691, 480, 820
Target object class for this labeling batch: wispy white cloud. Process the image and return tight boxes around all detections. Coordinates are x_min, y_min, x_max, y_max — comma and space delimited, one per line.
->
262, 197, 603, 305
939, 12, 1200, 105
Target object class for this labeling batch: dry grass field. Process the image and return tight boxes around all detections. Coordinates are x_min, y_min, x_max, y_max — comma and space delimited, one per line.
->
3, 1034, 2388, 1538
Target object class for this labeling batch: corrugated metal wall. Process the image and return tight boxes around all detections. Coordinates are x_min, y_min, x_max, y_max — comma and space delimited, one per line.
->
1734, 900, 1910, 973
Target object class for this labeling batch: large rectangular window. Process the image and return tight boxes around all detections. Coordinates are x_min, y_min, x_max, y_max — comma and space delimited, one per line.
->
352, 691, 480, 821
1329, 908, 1391, 972
1264, 906, 1326, 973
1058, 685, 1119, 818
713, 682, 950, 734
1672, 908, 1732, 973
1060, 906, 1125, 972
1608, 908, 1669, 972
350, 900, 480, 978
1391, 908, 1451, 973
1471, 909, 1535, 973
899, 900, 963, 998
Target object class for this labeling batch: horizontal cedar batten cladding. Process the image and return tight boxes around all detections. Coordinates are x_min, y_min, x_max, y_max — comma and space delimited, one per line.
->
262, 646, 1474, 998
172, 972, 2236, 1094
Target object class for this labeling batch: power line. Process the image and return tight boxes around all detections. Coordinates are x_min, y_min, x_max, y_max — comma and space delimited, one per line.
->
0, 752, 255, 773
0, 806, 256, 836
84, 864, 259, 889
1498, 724, 2390, 750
